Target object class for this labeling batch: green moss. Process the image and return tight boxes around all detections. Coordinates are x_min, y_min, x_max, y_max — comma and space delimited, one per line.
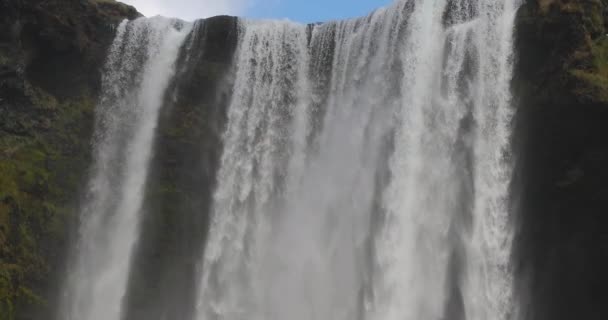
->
566, 0, 608, 103
582, 0, 605, 37
571, 37, 608, 102
24, 84, 59, 111
0, 83, 96, 319
0, 0, 139, 317
590, 6, 604, 30
591, 37, 608, 69
0, 267, 15, 320
572, 70, 608, 101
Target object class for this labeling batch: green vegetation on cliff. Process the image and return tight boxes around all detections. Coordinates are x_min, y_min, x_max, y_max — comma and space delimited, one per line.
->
571, 36, 608, 101
517, 0, 608, 103
0, 86, 94, 319
0, 0, 139, 319
567, 0, 608, 102
518, 0, 608, 103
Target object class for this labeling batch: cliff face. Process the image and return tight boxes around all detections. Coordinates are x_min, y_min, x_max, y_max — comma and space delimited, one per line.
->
514, 0, 608, 319
1, 0, 608, 319
0, 0, 138, 318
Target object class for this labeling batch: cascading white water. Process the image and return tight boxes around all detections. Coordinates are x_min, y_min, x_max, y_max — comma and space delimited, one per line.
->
375, 1, 519, 320
196, 1, 520, 320
59, 17, 191, 320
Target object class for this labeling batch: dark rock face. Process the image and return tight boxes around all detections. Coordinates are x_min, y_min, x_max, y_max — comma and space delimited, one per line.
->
513, 1, 608, 319
0, 1, 138, 319
1, 0, 139, 98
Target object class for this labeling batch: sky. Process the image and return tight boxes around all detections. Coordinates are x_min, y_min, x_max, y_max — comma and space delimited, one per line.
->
120, 0, 394, 23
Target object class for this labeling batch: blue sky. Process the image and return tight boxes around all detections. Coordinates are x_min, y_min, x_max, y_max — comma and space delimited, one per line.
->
246, 0, 393, 23
121, 0, 393, 23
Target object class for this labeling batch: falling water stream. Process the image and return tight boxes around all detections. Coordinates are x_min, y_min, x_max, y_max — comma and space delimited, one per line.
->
59, 0, 521, 320
59, 17, 191, 320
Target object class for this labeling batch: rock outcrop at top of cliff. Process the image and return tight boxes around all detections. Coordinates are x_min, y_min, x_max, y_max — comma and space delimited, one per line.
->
0, 1, 138, 319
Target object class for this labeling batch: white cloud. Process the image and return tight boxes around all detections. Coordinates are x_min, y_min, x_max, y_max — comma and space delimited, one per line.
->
120, 0, 248, 21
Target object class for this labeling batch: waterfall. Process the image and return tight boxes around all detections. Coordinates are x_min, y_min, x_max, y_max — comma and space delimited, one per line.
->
59, 17, 191, 320
195, 1, 520, 320
58, 0, 522, 319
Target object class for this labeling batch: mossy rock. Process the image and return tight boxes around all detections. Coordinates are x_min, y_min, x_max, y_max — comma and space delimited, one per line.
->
0, 0, 140, 319
0, 88, 95, 319
517, 0, 608, 104
570, 35, 608, 103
